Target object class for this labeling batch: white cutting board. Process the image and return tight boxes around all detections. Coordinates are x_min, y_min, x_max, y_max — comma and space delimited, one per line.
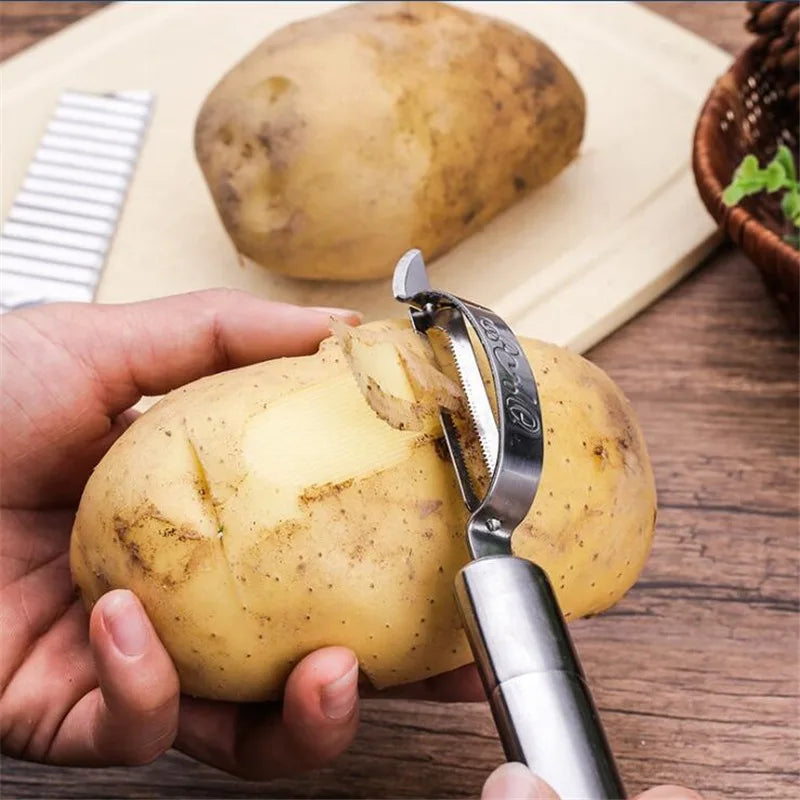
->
0, 1, 730, 352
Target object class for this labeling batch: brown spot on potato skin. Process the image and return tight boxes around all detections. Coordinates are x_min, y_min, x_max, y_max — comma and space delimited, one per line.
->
418, 499, 443, 519
217, 178, 241, 230
378, 9, 421, 24
593, 443, 607, 459
109, 503, 213, 588
257, 133, 272, 154
251, 75, 294, 104
527, 62, 556, 89
123, 538, 147, 573
594, 380, 644, 474
405, 553, 416, 581
349, 541, 366, 563
168, 525, 203, 542
300, 478, 354, 504
256, 116, 305, 171
113, 516, 129, 541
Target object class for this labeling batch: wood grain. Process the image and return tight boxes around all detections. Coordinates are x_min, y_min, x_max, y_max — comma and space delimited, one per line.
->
1, 3, 798, 800
0, 2, 110, 61
639, 1, 755, 54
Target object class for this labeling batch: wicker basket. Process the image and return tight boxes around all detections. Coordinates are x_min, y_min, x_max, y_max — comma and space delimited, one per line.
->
693, 13, 799, 332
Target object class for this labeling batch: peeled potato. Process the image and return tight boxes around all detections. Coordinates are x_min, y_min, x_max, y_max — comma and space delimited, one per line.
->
194, 1, 585, 280
70, 321, 655, 701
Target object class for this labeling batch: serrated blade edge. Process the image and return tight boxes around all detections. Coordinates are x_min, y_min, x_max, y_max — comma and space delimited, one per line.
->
445, 317, 499, 478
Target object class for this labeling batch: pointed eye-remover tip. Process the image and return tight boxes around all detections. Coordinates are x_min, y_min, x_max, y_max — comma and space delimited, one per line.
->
392, 248, 431, 303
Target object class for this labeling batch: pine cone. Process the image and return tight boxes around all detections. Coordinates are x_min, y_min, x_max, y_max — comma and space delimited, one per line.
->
746, 1, 799, 103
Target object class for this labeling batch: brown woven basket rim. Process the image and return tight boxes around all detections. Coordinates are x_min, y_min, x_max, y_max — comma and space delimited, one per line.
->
692, 44, 799, 270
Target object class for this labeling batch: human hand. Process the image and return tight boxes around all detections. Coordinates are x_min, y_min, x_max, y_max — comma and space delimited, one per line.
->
0, 290, 483, 777
481, 763, 704, 800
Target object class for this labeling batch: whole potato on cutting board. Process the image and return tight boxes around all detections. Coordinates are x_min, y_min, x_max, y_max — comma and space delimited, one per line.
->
195, 1, 585, 281
71, 321, 655, 701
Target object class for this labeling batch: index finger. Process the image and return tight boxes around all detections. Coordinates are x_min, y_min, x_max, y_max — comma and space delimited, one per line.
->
43, 289, 360, 415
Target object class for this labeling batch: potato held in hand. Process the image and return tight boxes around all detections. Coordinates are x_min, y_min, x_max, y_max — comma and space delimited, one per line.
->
70, 321, 655, 701
195, 2, 585, 280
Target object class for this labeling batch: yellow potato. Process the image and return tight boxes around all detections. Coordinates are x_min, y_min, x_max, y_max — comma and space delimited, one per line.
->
70, 321, 655, 701
195, 1, 585, 280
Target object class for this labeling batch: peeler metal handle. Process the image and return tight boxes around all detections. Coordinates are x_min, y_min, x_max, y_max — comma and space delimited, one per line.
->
455, 556, 626, 800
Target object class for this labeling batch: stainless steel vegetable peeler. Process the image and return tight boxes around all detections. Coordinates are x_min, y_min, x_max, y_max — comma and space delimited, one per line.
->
393, 249, 625, 800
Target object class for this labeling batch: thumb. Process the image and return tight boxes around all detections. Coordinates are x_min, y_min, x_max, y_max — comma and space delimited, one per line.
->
482, 763, 560, 800
88, 590, 180, 764
48, 590, 180, 765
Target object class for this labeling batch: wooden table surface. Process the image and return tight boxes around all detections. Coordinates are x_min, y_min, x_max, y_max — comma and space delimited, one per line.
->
1, 2, 798, 799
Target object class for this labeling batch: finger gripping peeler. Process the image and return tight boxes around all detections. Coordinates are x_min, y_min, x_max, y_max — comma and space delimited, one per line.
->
393, 249, 625, 800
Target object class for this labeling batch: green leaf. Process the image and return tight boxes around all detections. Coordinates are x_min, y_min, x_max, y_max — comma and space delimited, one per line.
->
722, 184, 745, 206
736, 154, 761, 180
774, 145, 797, 183
724, 150, 800, 210
722, 176, 771, 206
781, 190, 800, 225
739, 178, 770, 196
765, 161, 788, 192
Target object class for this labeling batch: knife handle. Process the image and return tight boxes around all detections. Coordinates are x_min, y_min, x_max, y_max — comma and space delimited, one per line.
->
454, 556, 625, 800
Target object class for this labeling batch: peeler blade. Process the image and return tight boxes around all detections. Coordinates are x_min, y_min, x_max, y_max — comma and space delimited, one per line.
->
443, 313, 499, 480
392, 249, 544, 560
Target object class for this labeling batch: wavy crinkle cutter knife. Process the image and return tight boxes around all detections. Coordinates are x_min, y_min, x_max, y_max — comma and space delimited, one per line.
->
393, 249, 625, 800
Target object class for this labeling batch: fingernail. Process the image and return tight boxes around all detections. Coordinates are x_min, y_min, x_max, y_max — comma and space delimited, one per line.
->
482, 762, 546, 800
320, 660, 359, 720
310, 306, 363, 322
103, 590, 148, 657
